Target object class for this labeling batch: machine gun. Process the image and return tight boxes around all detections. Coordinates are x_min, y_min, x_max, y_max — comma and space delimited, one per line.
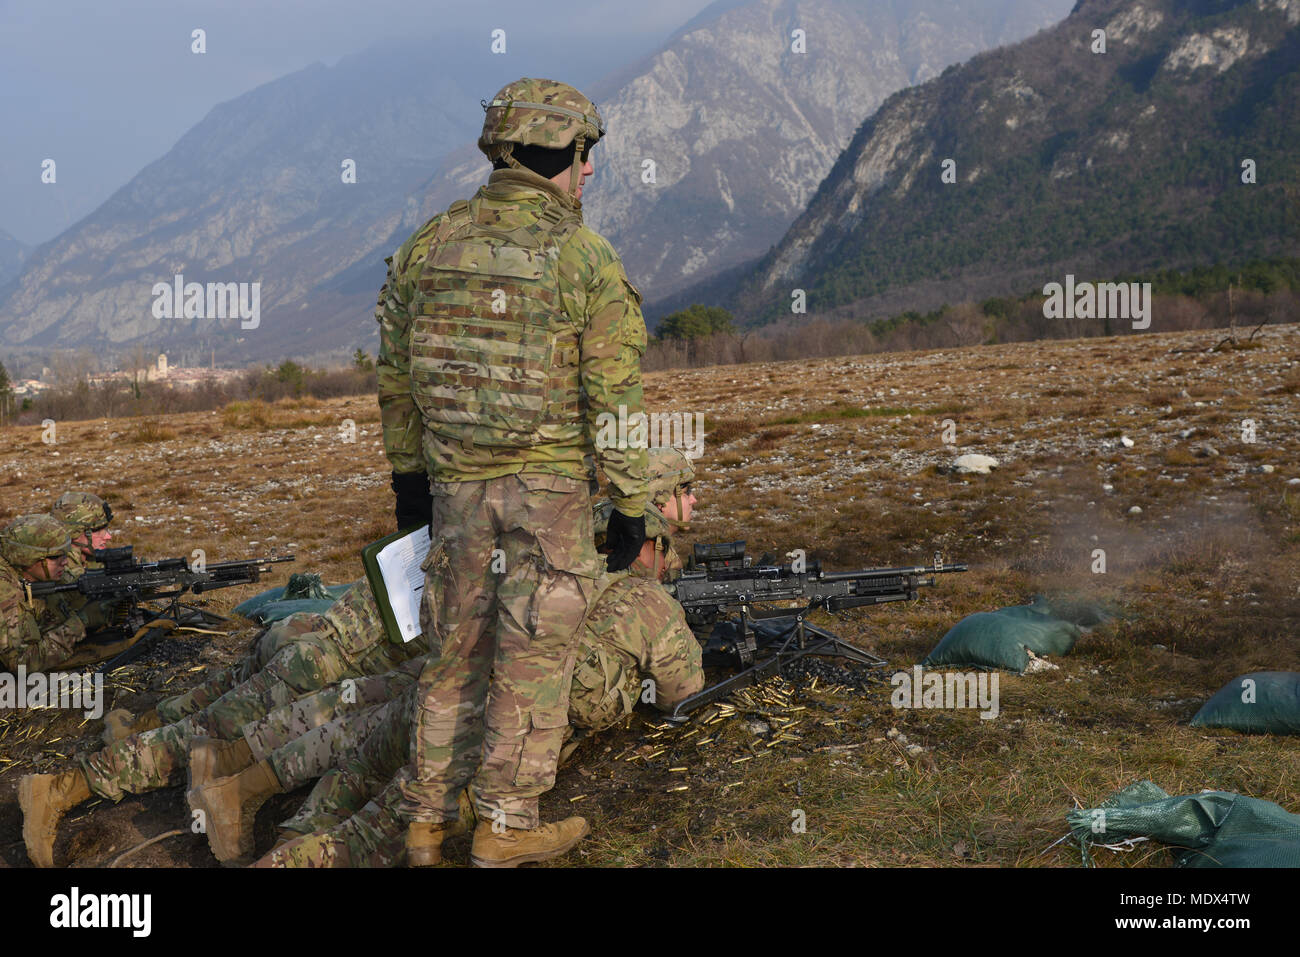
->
664, 541, 967, 718
26, 546, 294, 671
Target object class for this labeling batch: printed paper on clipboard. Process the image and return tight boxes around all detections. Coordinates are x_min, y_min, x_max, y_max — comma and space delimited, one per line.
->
373, 526, 431, 642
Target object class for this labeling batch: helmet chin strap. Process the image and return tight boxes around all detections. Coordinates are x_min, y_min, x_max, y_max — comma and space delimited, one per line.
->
670, 487, 692, 533
497, 142, 526, 172
566, 135, 586, 209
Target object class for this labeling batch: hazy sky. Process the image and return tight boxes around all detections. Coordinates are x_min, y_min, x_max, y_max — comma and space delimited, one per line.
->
0, 0, 718, 246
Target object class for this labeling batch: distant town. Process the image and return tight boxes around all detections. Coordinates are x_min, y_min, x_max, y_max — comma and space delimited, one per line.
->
11, 353, 244, 399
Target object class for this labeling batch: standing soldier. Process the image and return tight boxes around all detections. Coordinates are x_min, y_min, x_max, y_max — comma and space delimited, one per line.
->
376, 77, 650, 867
0, 515, 85, 672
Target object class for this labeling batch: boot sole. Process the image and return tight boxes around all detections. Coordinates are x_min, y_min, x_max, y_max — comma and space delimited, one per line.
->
17, 777, 56, 868
470, 820, 590, 868
408, 848, 443, 867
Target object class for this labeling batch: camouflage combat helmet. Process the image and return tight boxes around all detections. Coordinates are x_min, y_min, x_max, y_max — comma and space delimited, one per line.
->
0, 514, 72, 569
479, 77, 605, 207
646, 447, 696, 523
51, 490, 112, 534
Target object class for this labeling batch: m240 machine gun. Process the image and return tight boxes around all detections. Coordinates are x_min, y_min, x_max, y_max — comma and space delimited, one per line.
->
26, 546, 295, 671
664, 541, 967, 718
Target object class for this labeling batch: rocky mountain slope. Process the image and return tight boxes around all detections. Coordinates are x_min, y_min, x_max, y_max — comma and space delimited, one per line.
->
696, 0, 1300, 325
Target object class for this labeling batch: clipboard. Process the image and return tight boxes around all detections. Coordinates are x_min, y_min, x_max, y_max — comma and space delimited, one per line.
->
360, 525, 432, 645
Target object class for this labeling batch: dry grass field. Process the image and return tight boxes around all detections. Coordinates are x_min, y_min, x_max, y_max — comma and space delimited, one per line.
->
1, 323, 1298, 868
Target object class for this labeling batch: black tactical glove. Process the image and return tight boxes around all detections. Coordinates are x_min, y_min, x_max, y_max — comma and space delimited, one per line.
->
391, 471, 433, 532
604, 510, 646, 572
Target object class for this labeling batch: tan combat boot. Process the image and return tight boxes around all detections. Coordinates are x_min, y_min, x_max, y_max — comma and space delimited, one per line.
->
455, 789, 478, 835
558, 735, 584, 769
187, 736, 254, 790
187, 759, 283, 864
407, 822, 452, 867
100, 708, 161, 746
406, 790, 479, 866
469, 816, 589, 868
18, 769, 93, 867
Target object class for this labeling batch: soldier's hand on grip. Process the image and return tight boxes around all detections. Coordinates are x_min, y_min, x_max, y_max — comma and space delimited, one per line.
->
391, 471, 433, 532
604, 510, 646, 572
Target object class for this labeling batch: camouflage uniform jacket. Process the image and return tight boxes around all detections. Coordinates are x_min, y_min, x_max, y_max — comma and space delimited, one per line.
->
322, 578, 430, 673
569, 572, 703, 730
0, 560, 86, 672
375, 167, 649, 517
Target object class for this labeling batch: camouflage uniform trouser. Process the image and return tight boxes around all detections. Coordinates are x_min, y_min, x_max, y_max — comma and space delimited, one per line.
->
401, 474, 598, 830
258, 665, 419, 793
265, 701, 391, 791
270, 688, 631, 867
80, 627, 422, 801
155, 614, 329, 724
243, 668, 418, 763
264, 768, 416, 868
282, 685, 416, 835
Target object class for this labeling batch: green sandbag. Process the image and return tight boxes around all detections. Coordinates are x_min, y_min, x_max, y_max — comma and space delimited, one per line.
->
1190, 672, 1300, 734
233, 586, 289, 619
233, 573, 352, 622
248, 598, 339, 624
922, 596, 1083, 672
1068, 780, 1300, 868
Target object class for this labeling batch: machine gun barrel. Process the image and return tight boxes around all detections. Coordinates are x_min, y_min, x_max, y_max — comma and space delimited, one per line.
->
820, 562, 968, 583
26, 551, 295, 598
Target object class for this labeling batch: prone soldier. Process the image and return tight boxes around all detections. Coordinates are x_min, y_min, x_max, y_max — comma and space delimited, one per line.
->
0, 515, 86, 673
50, 490, 121, 631
17, 576, 433, 867
254, 449, 701, 867
258, 573, 703, 868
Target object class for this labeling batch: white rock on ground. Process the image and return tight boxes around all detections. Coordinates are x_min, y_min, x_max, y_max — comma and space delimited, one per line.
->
953, 454, 999, 474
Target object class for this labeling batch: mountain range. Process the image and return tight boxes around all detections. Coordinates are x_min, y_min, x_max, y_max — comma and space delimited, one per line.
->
677, 0, 1299, 325
0, 0, 1073, 363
